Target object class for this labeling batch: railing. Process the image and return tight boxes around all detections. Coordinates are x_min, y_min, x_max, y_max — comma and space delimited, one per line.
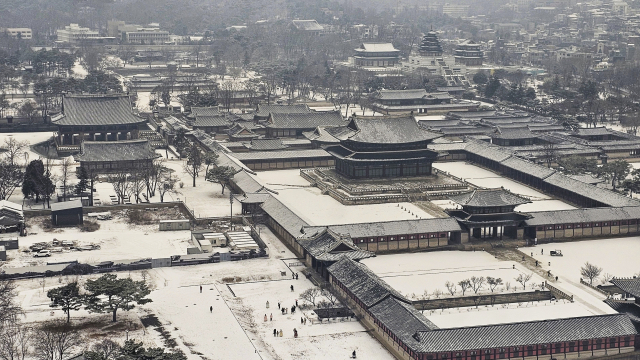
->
580, 278, 610, 296
546, 282, 574, 302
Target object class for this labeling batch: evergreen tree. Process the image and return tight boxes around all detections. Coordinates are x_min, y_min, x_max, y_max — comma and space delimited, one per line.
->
75, 166, 90, 196
84, 274, 152, 323
47, 282, 83, 323
205, 166, 237, 194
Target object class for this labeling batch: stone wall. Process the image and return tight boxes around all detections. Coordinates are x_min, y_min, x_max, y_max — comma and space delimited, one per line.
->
412, 290, 553, 310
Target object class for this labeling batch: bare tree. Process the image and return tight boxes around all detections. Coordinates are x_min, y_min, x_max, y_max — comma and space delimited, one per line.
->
515, 273, 533, 290
182, 143, 203, 187
107, 172, 132, 204
445, 281, 457, 296
85, 339, 119, 360
157, 172, 180, 202
580, 262, 603, 285
59, 158, 72, 202
321, 286, 340, 306
299, 288, 322, 307
129, 171, 147, 204
33, 321, 82, 360
487, 277, 503, 292
470, 276, 486, 294
601, 273, 614, 284
431, 288, 443, 299
3, 138, 28, 167
458, 279, 471, 296
0, 323, 32, 360
0, 280, 22, 327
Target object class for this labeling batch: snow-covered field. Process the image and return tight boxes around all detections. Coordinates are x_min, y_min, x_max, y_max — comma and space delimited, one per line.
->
433, 162, 576, 211
252, 169, 432, 225
11, 224, 394, 360
425, 300, 596, 328
2, 217, 191, 269
530, 237, 640, 282
361, 252, 547, 299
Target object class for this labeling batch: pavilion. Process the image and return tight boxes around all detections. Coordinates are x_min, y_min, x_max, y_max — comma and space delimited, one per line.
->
53, 95, 146, 150
447, 188, 532, 240
324, 116, 442, 179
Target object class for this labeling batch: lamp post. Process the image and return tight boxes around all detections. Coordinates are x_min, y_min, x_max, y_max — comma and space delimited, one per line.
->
229, 192, 234, 231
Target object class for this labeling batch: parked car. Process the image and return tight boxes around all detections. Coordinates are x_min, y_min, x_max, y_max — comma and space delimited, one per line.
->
33, 250, 51, 257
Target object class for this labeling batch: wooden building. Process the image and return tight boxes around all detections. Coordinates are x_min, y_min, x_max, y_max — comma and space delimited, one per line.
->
325, 117, 442, 179
54, 95, 146, 151
51, 200, 83, 226
447, 188, 531, 240
74, 139, 157, 174
265, 111, 346, 138
353, 43, 401, 68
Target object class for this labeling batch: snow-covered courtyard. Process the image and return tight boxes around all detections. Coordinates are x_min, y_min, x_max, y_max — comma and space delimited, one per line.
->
361, 252, 547, 299
425, 300, 596, 328
252, 169, 433, 225
433, 162, 576, 211
530, 237, 640, 282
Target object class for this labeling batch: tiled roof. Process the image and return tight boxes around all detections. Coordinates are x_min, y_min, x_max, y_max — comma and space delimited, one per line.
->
303, 218, 462, 240
418, 120, 461, 129
231, 170, 265, 194
369, 297, 438, 349
415, 314, 637, 353
610, 278, 640, 298
194, 115, 233, 128
500, 156, 556, 179
51, 200, 83, 212
297, 230, 374, 262
259, 196, 308, 237
524, 206, 640, 226
190, 107, 220, 117
57, 95, 144, 126
292, 20, 324, 31
543, 173, 640, 207
75, 140, 156, 162
377, 89, 428, 100
231, 149, 331, 161
244, 138, 288, 151
268, 111, 346, 129
356, 43, 399, 52
347, 117, 442, 144
492, 127, 536, 140
574, 127, 611, 136
568, 174, 604, 185
327, 257, 405, 308
302, 127, 342, 143
257, 104, 311, 116
465, 142, 512, 162
449, 188, 531, 207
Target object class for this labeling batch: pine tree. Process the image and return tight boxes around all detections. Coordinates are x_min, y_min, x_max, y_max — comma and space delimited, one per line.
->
47, 282, 83, 323
84, 274, 152, 322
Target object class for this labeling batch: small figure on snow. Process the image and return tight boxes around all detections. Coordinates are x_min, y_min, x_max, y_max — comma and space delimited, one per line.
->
293, 328, 298, 338
210, 306, 212, 313
301, 317, 304, 324
264, 314, 268, 322
273, 329, 277, 337
266, 301, 270, 308
291, 285, 294, 292
278, 302, 281, 309
295, 273, 299, 280
535, 260, 539, 267
555, 276, 558, 281
295, 299, 298, 307
352, 350, 357, 358
522, 255, 525, 261
279, 329, 283, 337
270, 313, 273, 321
541, 249, 544, 255
200, 285, 202, 293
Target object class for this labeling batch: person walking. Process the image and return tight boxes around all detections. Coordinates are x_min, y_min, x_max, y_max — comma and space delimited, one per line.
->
295, 299, 298, 307
278, 302, 280, 309
301, 317, 304, 324
270, 313, 273, 321
266, 301, 270, 308
304, 318, 306, 325
273, 329, 277, 337
541, 249, 544, 255
200, 285, 202, 293
264, 314, 268, 322
352, 350, 357, 358
210, 306, 212, 313
279, 329, 283, 337
290, 285, 294, 292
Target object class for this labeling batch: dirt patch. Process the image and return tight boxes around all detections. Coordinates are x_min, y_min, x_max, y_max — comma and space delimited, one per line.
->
487, 247, 557, 282
80, 220, 100, 232
140, 313, 178, 348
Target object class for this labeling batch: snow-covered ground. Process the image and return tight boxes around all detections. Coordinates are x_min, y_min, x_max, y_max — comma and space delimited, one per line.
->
12, 223, 394, 360
252, 169, 432, 225
433, 162, 576, 211
530, 237, 640, 282
2, 217, 191, 269
308, 104, 383, 117
425, 300, 596, 328
361, 252, 547, 299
